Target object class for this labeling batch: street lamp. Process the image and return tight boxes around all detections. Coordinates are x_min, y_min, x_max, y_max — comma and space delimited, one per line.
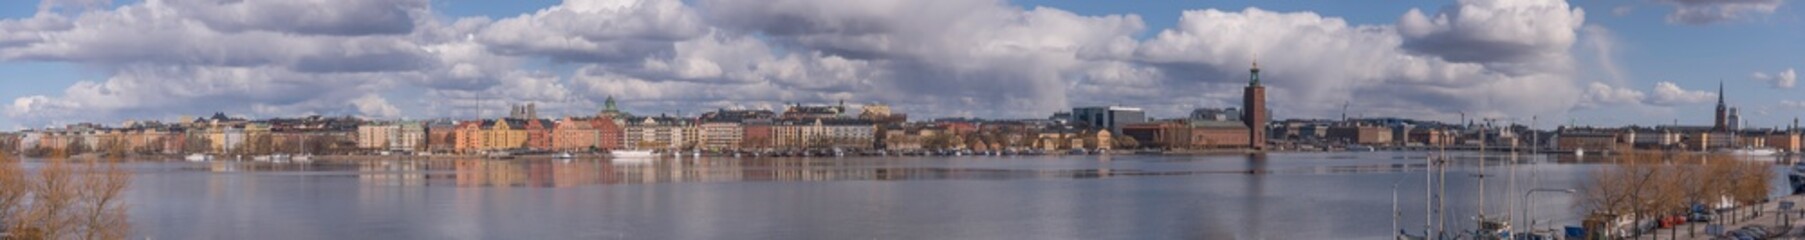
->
1523, 188, 1578, 237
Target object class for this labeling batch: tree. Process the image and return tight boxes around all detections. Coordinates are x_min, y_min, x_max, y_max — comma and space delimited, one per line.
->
0, 152, 132, 240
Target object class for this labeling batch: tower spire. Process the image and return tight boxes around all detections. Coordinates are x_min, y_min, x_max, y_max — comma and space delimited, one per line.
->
1249, 60, 1262, 86
1717, 80, 1725, 106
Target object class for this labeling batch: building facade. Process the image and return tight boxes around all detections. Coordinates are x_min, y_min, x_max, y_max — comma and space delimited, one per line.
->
1070, 106, 1145, 135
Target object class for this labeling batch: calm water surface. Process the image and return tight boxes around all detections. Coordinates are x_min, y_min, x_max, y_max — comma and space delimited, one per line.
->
37, 152, 1791, 239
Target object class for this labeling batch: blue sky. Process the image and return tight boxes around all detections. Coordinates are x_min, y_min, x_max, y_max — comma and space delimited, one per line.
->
1, 0, 1802, 130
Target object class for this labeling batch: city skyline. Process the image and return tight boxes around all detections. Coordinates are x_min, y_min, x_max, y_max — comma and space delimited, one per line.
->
3, 0, 1804, 130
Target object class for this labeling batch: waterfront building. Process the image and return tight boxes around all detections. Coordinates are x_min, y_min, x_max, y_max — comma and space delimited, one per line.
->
1327, 125, 1393, 145
454, 121, 484, 153
495, 119, 529, 150
1069, 106, 1145, 135
394, 121, 425, 152
771, 118, 876, 150
591, 116, 622, 150
1408, 128, 1454, 146
741, 120, 774, 150
427, 120, 459, 153
1123, 121, 1189, 149
523, 119, 552, 150
358, 123, 396, 150
1555, 128, 1631, 153
698, 121, 743, 151
1767, 132, 1801, 152
1191, 120, 1251, 149
881, 128, 926, 151
622, 116, 694, 150
551, 117, 599, 151
1243, 61, 1268, 150
221, 126, 244, 154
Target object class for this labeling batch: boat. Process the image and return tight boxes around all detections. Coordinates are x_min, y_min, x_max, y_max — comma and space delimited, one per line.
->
611, 150, 656, 158
554, 152, 576, 160
184, 154, 211, 162
1719, 147, 1780, 157
291, 154, 313, 162
1790, 162, 1805, 195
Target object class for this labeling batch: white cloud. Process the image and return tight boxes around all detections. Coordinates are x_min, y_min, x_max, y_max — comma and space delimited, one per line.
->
1582, 82, 1647, 106
1397, 0, 1585, 71
350, 94, 402, 119
1753, 68, 1797, 89
1647, 81, 1716, 106
1132, 4, 1584, 120
1, 0, 1635, 127
476, 0, 706, 62
1657, 0, 1785, 24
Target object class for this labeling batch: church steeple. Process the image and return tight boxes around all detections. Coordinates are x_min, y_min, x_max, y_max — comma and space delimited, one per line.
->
1715, 80, 1729, 131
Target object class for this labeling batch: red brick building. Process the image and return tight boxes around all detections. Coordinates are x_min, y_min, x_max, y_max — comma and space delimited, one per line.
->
591, 117, 621, 150
524, 119, 552, 150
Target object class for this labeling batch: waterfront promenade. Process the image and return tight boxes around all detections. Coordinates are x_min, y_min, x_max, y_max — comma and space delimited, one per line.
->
1644, 194, 1805, 240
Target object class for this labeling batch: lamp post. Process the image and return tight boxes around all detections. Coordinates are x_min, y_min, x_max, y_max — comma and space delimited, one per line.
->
1523, 188, 1577, 237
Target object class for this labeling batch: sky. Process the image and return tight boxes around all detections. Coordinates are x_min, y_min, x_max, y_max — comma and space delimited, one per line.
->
0, 0, 1801, 131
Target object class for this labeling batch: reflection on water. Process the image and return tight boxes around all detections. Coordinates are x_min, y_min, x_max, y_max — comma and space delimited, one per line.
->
103, 152, 1794, 239
190, 156, 1347, 188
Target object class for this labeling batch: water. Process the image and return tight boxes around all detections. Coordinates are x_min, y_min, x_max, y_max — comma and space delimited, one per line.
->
33, 152, 1790, 239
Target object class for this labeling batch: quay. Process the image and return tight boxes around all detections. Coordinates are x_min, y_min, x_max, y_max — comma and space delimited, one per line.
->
1640, 194, 1805, 240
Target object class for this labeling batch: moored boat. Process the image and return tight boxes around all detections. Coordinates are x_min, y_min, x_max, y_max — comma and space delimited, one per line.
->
1719, 147, 1780, 157
184, 154, 211, 162
1790, 162, 1805, 194
611, 150, 656, 158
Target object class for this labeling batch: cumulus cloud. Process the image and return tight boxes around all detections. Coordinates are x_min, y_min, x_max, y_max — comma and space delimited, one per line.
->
476, 0, 706, 62
1133, 2, 1585, 120
350, 94, 402, 119
1647, 81, 1716, 106
1397, 0, 1585, 72
3, 0, 1625, 127
1657, 0, 1785, 24
1753, 68, 1797, 89
1582, 82, 1647, 107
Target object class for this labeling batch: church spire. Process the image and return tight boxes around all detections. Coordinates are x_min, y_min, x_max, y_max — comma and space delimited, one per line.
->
1717, 80, 1725, 106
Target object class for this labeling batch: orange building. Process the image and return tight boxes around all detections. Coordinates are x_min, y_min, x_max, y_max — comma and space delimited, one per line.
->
551, 117, 599, 151
454, 121, 484, 153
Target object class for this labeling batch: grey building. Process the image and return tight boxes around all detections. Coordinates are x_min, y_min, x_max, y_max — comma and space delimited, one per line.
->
1070, 106, 1146, 134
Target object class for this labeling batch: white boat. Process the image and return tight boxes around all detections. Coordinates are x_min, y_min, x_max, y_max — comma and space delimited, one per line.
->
554, 152, 576, 160
611, 150, 656, 158
292, 154, 313, 162
184, 154, 211, 162
1720, 147, 1780, 157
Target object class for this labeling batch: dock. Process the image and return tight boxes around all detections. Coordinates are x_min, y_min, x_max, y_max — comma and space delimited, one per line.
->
1642, 194, 1805, 240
